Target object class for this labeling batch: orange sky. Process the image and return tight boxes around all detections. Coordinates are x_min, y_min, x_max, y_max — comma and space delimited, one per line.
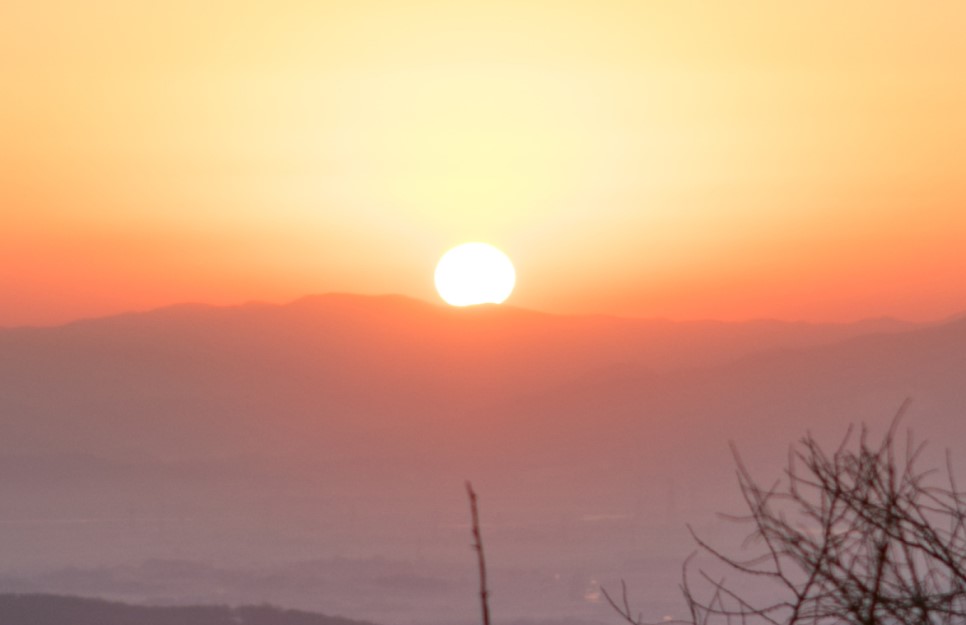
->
2, 1, 965, 326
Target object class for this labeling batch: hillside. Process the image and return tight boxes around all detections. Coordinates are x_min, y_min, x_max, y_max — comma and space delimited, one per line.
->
0, 294, 963, 625
0, 293, 914, 461
0, 594, 376, 625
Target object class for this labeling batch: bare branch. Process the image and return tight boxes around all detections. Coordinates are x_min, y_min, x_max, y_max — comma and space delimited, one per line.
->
466, 481, 491, 625
610, 403, 966, 625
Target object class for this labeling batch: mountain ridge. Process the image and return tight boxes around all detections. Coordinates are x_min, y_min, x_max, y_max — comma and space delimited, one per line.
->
0, 292, 930, 462
2, 292, 919, 332
1, 292, 965, 623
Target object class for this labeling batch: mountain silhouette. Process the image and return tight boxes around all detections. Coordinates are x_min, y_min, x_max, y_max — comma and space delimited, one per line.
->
0, 293, 916, 462
0, 294, 962, 624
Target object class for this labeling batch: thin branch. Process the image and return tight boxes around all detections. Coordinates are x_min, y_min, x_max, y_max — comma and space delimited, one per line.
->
466, 481, 491, 625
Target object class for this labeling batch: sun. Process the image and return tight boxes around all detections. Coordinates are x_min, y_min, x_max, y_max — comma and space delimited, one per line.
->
434, 243, 516, 307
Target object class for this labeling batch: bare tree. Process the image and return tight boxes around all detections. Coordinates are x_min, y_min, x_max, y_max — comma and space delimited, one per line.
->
606, 410, 966, 625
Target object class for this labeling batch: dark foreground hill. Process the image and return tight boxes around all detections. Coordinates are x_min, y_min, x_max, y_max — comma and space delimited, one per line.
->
0, 593, 377, 625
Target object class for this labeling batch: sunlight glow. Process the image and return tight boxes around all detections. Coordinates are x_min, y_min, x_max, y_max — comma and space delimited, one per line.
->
434, 243, 516, 307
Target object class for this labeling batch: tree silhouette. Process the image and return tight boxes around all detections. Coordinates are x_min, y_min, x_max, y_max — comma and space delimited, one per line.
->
606, 411, 966, 625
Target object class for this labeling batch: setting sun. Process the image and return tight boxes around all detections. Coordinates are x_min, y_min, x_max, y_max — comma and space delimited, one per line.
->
434, 243, 516, 307
4, 3, 966, 625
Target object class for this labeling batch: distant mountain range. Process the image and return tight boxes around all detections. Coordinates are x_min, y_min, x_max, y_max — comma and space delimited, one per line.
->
0, 294, 963, 625
0, 293, 920, 461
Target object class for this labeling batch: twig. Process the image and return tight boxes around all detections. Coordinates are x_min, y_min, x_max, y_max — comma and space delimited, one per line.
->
467, 481, 491, 625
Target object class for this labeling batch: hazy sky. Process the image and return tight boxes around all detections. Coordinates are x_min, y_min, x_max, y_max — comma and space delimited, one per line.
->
3, 1, 965, 325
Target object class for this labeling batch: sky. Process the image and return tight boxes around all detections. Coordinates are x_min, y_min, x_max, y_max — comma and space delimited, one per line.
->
2, 1, 965, 326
